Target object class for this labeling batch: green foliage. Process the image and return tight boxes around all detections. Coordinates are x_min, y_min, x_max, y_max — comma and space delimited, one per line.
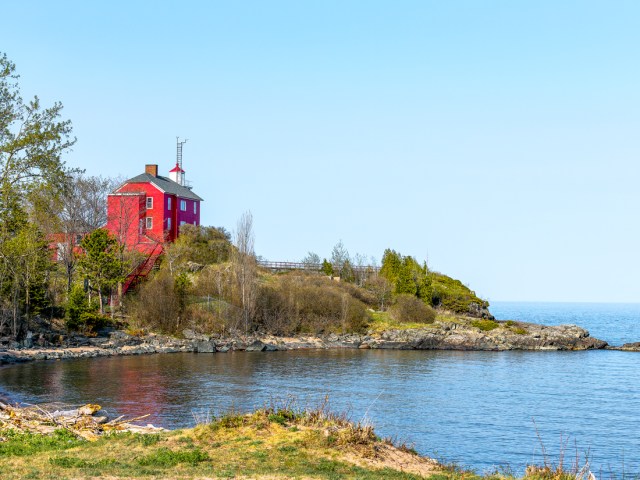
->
0, 52, 75, 232
174, 272, 191, 314
471, 319, 499, 331
379, 249, 402, 285
137, 447, 209, 467
78, 229, 123, 312
321, 259, 333, 276
0, 429, 82, 456
395, 257, 419, 295
0, 222, 53, 336
167, 224, 231, 268
429, 272, 489, 314
389, 294, 436, 324
65, 283, 97, 331
379, 247, 488, 316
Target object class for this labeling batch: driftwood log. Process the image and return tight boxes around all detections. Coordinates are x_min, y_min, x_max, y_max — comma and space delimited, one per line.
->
0, 402, 164, 441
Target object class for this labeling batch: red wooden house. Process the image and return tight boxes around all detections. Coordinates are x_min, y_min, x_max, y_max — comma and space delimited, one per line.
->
106, 163, 203, 254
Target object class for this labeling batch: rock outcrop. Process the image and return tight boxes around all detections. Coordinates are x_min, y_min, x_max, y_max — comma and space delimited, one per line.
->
0, 319, 609, 365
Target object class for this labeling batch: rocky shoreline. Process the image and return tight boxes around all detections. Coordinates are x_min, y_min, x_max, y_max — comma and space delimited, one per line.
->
0, 318, 631, 366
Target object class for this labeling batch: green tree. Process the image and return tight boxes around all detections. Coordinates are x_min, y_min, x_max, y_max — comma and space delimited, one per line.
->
0, 222, 52, 338
379, 249, 402, 285
0, 52, 75, 339
78, 229, 123, 314
65, 283, 93, 330
321, 259, 333, 276
395, 259, 418, 295
0, 52, 75, 234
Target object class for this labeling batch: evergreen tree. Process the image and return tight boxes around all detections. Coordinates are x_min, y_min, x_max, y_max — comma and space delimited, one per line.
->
321, 259, 333, 276
379, 249, 402, 285
395, 257, 418, 295
78, 229, 123, 313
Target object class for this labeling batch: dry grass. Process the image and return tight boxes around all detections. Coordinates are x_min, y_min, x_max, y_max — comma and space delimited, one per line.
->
0, 398, 446, 480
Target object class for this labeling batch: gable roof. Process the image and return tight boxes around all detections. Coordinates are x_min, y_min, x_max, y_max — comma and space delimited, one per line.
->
118, 173, 204, 201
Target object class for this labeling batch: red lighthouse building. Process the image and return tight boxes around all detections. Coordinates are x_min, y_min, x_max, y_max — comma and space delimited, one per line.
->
106, 163, 203, 254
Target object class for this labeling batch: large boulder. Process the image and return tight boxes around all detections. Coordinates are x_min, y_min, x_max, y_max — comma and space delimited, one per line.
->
195, 340, 216, 353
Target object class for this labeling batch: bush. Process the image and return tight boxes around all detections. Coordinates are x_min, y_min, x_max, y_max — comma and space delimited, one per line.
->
471, 319, 499, 331
65, 284, 105, 332
126, 270, 192, 334
429, 272, 489, 315
388, 294, 436, 324
254, 274, 370, 334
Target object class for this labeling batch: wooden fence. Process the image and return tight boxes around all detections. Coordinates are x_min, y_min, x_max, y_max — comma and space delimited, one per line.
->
257, 260, 379, 274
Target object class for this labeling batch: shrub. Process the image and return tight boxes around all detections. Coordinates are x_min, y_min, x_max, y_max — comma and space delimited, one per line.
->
126, 270, 192, 334
388, 294, 436, 324
254, 274, 370, 334
471, 319, 499, 331
65, 284, 106, 333
429, 272, 489, 315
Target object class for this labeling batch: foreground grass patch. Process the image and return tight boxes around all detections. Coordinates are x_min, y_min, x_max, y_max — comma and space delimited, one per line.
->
0, 405, 444, 480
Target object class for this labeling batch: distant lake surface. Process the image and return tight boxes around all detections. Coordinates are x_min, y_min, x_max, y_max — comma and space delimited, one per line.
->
1, 302, 639, 475
491, 301, 640, 346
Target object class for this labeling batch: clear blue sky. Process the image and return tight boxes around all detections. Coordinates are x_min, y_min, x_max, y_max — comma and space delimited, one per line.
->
3, 1, 639, 303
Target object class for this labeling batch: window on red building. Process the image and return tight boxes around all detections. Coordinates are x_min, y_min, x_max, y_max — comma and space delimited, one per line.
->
146, 217, 153, 229
180, 200, 186, 211
167, 197, 172, 210
146, 197, 153, 209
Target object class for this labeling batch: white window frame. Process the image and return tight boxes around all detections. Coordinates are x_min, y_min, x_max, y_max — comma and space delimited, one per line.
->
167, 197, 172, 210
146, 197, 153, 209
194, 202, 197, 214
146, 217, 153, 229
180, 220, 186, 226
167, 218, 172, 231
180, 200, 187, 211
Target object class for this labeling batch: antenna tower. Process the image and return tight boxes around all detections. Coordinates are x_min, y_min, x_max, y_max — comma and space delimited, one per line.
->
176, 137, 188, 170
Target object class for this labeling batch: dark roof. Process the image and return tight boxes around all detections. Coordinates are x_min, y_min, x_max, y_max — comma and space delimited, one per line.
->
118, 173, 204, 201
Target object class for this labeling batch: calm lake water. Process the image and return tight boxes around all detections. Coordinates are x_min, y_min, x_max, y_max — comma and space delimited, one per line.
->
1, 302, 639, 475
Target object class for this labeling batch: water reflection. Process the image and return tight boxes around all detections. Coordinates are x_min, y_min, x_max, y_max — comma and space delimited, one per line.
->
0, 349, 638, 476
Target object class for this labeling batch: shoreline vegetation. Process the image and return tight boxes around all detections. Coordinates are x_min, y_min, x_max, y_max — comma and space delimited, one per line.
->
0, 399, 594, 480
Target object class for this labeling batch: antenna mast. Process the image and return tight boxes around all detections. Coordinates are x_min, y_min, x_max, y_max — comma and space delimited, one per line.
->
176, 137, 188, 171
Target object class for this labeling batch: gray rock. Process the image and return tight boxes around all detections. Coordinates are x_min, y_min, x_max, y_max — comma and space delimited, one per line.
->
182, 329, 197, 339
195, 340, 216, 353
245, 341, 266, 352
